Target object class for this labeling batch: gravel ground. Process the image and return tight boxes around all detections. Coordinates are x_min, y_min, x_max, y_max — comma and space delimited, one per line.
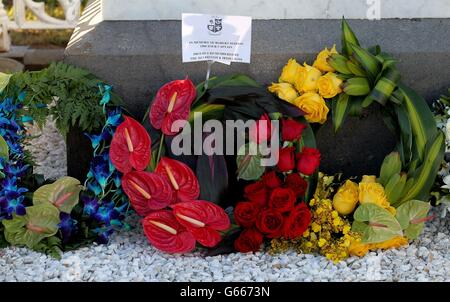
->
0, 122, 449, 282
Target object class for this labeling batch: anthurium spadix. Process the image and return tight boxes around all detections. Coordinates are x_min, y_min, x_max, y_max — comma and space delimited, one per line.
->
155, 157, 200, 203
142, 210, 196, 253
171, 200, 230, 247
149, 77, 196, 136
121, 171, 174, 215
110, 115, 151, 173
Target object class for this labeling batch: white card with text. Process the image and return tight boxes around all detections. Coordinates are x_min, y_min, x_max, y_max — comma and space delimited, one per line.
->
182, 13, 252, 65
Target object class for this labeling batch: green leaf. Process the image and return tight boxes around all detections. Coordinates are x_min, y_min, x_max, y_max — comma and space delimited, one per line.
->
400, 132, 445, 203
395, 200, 430, 240
341, 18, 360, 57
0, 135, 8, 159
369, 68, 401, 106
349, 43, 381, 84
0, 72, 12, 93
394, 103, 413, 166
2, 203, 60, 248
194, 74, 259, 106
386, 173, 407, 207
400, 84, 438, 162
332, 93, 350, 132
196, 154, 228, 204
33, 176, 84, 214
352, 203, 403, 244
378, 152, 402, 186
236, 142, 265, 181
32, 236, 63, 260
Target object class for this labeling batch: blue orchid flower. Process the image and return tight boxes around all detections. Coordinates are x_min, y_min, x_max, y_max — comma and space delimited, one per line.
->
21, 116, 33, 123
112, 171, 122, 188
94, 227, 114, 244
87, 181, 102, 196
85, 133, 103, 149
94, 201, 119, 225
0, 193, 26, 217
82, 195, 99, 218
58, 212, 78, 243
105, 109, 122, 127
3, 162, 30, 178
0, 98, 20, 113
1, 176, 19, 191
99, 84, 112, 106
91, 154, 113, 189
17, 91, 26, 102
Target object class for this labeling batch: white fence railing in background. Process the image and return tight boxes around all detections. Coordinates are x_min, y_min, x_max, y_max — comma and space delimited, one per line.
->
0, 0, 81, 52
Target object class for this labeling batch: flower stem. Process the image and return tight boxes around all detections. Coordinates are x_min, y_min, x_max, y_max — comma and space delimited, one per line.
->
156, 133, 165, 166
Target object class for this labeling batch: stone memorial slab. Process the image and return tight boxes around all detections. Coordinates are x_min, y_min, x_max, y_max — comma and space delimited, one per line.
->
64, 0, 450, 180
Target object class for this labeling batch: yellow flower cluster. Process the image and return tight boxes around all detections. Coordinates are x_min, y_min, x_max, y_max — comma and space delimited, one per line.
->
270, 173, 357, 263
269, 173, 409, 263
268, 46, 343, 124
332, 175, 396, 216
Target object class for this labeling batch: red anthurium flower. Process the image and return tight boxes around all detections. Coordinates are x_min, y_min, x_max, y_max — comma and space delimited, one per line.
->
122, 171, 174, 215
171, 200, 231, 248
155, 157, 200, 203
249, 113, 274, 144
142, 210, 196, 254
110, 115, 151, 173
149, 77, 196, 136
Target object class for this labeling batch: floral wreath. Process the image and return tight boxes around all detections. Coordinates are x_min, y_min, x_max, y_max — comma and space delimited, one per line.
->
254, 19, 444, 262
0, 63, 129, 257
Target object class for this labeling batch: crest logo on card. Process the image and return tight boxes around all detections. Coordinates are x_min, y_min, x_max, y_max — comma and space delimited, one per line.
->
207, 17, 222, 35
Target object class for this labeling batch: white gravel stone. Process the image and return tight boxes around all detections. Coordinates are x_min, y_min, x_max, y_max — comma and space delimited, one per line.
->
1, 121, 449, 281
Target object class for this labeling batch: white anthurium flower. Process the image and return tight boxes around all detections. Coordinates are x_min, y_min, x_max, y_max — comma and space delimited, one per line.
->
441, 174, 450, 190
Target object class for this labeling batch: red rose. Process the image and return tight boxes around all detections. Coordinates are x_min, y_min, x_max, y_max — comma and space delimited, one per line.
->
269, 188, 296, 213
249, 113, 273, 144
296, 147, 321, 175
244, 181, 268, 207
283, 203, 311, 239
234, 228, 264, 253
282, 119, 307, 142
234, 202, 260, 228
285, 173, 308, 197
277, 147, 295, 172
256, 209, 284, 238
261, 171, 281, 189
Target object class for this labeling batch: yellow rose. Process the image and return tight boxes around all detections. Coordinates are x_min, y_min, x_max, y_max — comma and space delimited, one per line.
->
369, 236, 408, 250
313, 45, 338, 73
359, 180, 396, 215
332, 180, 359, 215
293, 92, 329, 124
348, 237, 370, 257
294, 63, 322, 93
361, 175, 377, 183
317, 72, 343, 99
268, 82, 298, 103
279, 58, 302, 84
